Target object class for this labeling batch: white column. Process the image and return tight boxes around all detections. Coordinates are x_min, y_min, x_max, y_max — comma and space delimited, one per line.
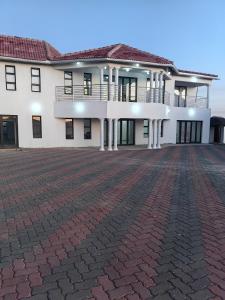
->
99, 118, 105, 151
207, 85, 210, 108
153, 119, 157, 149
147, 119, 152, 149
99, 67, 104, 101
108, 118, 113, 151
114, 119, 118, 150
114, 68, 119, 102
159, 72, 163, 103
150, 71, 154, 103
154, 72, 159, 103
157, 119, 162, 149
108, 66, 113, 101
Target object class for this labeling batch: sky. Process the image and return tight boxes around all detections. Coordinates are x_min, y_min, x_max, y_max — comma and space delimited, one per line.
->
0, 0, 224, 113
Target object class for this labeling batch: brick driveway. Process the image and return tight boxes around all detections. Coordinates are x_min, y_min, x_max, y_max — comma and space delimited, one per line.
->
0, 145, 225, 300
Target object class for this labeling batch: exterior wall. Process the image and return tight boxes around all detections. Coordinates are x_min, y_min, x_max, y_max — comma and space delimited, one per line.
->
0, 60, 214, 148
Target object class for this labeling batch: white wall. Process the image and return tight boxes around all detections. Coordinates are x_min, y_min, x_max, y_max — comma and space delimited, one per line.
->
0, 60, 213, 148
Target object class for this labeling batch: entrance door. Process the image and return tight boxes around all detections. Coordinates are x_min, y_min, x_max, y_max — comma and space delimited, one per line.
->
118, 120, 135, 145
118, 77, 137, 102
176, 120, 202, 144
214, 126, 221, 143
0, 116, 18, 148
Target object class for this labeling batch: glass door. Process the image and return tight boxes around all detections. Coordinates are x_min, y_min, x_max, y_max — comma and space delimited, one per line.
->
0, 116, 18, 148
118, 119, 135, 145
119, 77, 137, 102
176, 121, 202, 144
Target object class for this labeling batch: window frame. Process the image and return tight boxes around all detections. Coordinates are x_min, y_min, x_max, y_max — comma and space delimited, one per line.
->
5, 65, 16, 91
65, 118, 74, 139
84, 73, 92, 96
64, 71, 73, 95
84, 118, 92, 139
32, 116, 42, 139
31, 68, 41, 92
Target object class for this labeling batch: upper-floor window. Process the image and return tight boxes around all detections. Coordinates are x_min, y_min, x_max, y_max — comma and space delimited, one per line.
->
65, 118, 74, 139
5, 65, 16, 91
32, 116, 42, 138
143, 119, 149, 138
175, 87, 187, 107
84, 119, 91, 139
64, 71, 73, 94
31, 68, 41, 92
84, 73, 92, 95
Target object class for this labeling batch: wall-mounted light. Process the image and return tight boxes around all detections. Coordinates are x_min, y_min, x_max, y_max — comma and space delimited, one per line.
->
131, 103, 141, 115
167, 71, 171, 75
75, 102, 85, 113
135, 63, 140, 67
188, 108, 195, 117
76, 62, 81, 65
31, 102, 42, 114
125, 68, 130, 72
144, 70, 150, 75
104, 66, 107, 70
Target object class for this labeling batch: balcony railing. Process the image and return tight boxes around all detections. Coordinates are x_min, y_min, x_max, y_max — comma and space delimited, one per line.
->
55, 84, 170, 105
175, 95, 208, 108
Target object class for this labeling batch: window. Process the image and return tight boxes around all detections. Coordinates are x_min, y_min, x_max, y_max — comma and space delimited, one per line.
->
65, 119, 74, 139
84, 73, 92, 95
84, 119, 91, 139
31, 68, 41, 92
32, 116, 42, 138
5, 65, 16, 90
64, 71, 73, 94
143, 120, 149, 138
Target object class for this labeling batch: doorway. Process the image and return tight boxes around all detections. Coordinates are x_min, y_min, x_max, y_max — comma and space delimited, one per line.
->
118, 119, 135, 145
0, 115, 18, 148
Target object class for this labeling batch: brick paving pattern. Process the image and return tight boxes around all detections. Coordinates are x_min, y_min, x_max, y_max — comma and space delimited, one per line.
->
0, 145, 225, 300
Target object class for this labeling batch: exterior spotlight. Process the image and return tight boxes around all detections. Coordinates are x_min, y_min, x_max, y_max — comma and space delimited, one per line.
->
75, 102, 85, 113
125, 68, 130, 72
31, 103, 42, 114
188, 108, 195, 117
76, 62, 81, 65
135, 63, 140, 67
131, 103, 141, 115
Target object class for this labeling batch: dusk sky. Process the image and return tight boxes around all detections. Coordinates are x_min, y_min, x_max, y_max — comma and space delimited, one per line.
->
1, 0, 224, 114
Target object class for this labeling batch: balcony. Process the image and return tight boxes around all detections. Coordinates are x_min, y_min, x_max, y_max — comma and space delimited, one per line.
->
55, 84, 170, 105
174, 95, 208, 109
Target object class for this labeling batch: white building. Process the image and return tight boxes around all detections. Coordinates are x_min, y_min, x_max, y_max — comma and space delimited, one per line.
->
0, 35, 218, 150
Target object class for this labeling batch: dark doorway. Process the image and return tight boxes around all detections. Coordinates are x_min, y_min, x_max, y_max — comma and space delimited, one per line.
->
214, 126, 222, 143
119, 77, 137, 102
0, 115, 18, 148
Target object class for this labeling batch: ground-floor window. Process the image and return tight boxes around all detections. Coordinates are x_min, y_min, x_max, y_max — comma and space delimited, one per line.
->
65, 119, 74, 139
161, 120, 164, 137
143, 120, 149, 138
176, 120, 202, 144
84, 119, 91, 139
32, 116, 42, 138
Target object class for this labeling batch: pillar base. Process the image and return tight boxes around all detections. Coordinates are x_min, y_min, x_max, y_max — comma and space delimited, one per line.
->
99, 148, 105, 151
114, 147, 118, 151
108, 147, 113, 151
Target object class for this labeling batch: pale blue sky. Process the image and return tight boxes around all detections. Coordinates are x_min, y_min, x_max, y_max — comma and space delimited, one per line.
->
1, 0, 224, 112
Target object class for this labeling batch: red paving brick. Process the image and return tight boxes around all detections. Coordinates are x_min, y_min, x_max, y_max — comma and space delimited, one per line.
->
0, 145, 225, 299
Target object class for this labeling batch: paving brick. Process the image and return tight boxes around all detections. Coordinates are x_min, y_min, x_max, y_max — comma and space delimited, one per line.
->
1, 146, 225, 299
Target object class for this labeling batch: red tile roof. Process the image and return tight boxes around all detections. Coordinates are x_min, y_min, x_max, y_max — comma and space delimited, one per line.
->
0, 35, 61, 61
178, 69, 218, 78
57, 43, 174, 65
0, 35, 218, 79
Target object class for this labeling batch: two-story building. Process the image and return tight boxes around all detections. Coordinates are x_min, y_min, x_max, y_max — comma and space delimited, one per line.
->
0, 35, 218, 150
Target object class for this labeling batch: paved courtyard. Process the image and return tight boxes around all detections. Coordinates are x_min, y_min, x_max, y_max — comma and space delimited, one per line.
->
0, 145, 225, 300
